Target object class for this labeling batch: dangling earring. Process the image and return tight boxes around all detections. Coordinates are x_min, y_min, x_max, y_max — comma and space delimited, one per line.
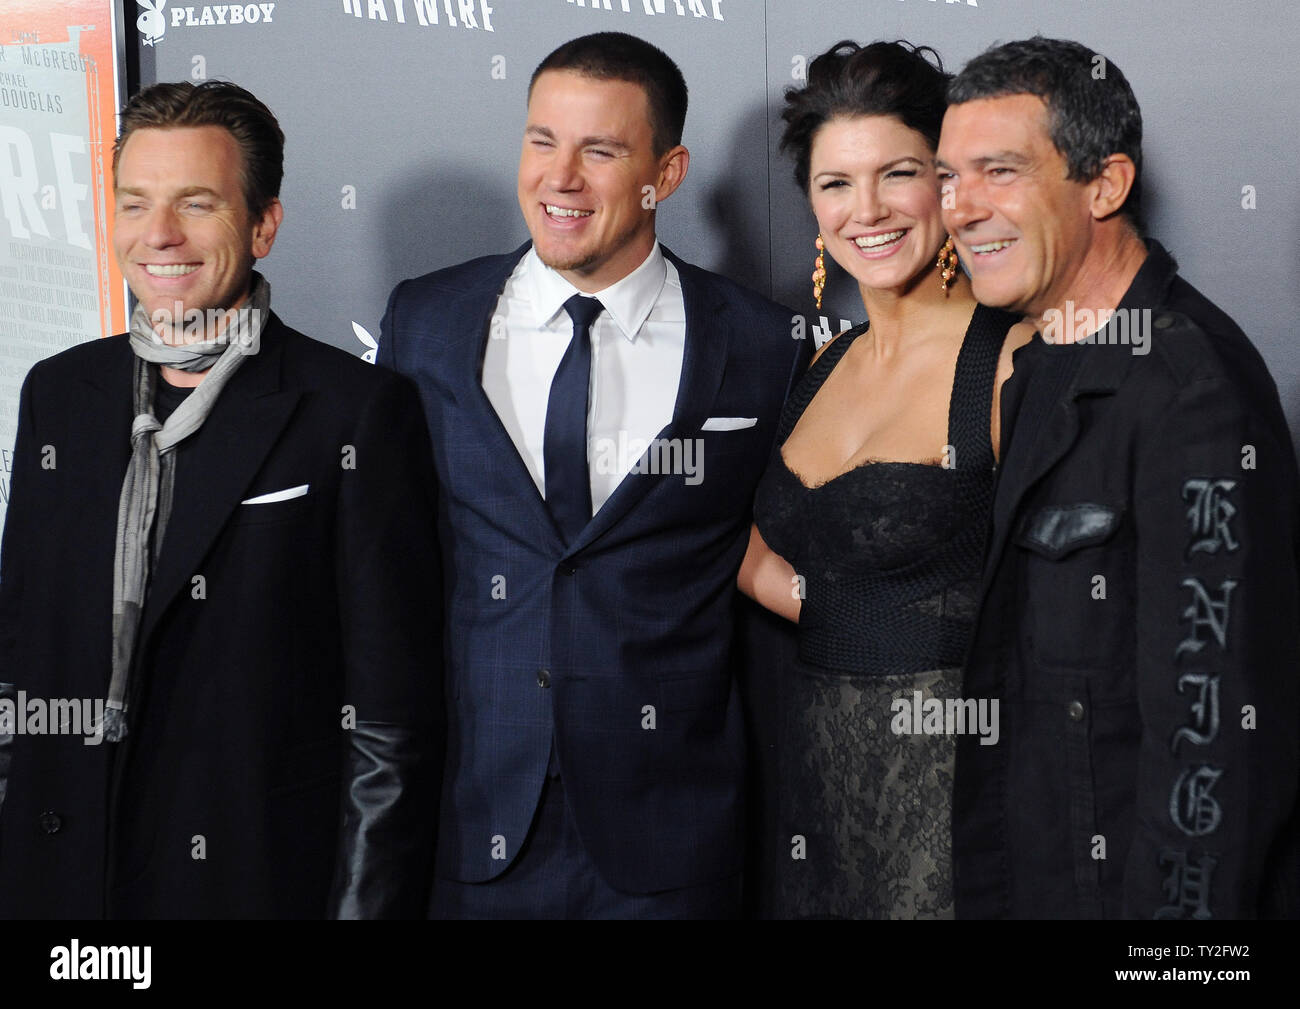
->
812, 234, 826, 309
937, 235, 958, 295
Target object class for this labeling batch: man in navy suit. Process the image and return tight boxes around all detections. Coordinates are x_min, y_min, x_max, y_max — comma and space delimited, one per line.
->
380, 32, 805, 918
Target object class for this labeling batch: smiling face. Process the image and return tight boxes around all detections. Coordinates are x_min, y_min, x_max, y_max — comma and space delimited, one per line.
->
937, 94, 1096, 317
113, 125, 281, 342
518, 69, 687, 293
807, 115, 947, 299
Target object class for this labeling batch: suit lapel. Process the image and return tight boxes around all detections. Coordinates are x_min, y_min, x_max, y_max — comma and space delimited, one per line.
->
446, 243, 568, 554
75, 340, 136, 527
138, 316, 300, 644
570, 247, 729, 552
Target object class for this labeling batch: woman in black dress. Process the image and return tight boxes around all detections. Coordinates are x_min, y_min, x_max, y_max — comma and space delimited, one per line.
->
738, 40, 1031, 919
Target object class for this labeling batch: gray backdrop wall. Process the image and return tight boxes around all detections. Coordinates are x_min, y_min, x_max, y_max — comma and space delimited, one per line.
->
127, 0, 1300, 453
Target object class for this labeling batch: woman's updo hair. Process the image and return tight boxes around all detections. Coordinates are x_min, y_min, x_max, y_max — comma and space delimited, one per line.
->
781, 40, 950, 192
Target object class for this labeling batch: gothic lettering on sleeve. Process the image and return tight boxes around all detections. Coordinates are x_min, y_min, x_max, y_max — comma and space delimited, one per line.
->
1181, 478, 1239, 556
1170, 672, 1220, 754
1154, 848, 1217, 920
1168, 764, 1223, 837
1175, 578, 1237, 660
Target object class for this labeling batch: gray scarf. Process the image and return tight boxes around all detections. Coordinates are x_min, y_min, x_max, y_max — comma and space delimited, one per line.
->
103, 274, 271, 742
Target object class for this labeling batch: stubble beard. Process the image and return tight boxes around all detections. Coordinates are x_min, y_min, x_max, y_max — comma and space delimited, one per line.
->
532, 213, 650, 281
535, 243, 602, 275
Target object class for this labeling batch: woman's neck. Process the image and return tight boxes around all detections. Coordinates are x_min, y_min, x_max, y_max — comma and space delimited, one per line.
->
857, 270, 976, 360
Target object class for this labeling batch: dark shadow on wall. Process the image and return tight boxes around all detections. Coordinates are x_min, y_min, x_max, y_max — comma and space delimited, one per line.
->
1283, 194, 1300, 466
1136, 162, 1163, 245
703, 100, 776, 301
378, 164, 525, 288
1284, 379, 1300, 469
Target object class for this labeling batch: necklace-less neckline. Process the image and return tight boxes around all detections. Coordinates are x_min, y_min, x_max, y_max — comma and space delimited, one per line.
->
773, 304, 1017, 491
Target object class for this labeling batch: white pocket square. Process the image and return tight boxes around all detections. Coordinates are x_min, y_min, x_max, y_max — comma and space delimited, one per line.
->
701, 416, 757, 432
241, 484, 309, 505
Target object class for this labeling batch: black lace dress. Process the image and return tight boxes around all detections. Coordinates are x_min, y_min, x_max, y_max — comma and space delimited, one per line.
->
752, 305, 1017, 919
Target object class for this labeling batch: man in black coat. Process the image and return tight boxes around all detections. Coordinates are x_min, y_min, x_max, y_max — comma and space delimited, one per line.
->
938, 37, 1299, 918
0, 81, 442, 918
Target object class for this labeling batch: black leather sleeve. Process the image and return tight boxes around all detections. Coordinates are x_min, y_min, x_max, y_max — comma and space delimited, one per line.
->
328, 369, 445, 918
329, 720, 443, 919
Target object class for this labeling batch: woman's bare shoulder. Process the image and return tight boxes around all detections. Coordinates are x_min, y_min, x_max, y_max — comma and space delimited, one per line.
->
808, 326, 864, 368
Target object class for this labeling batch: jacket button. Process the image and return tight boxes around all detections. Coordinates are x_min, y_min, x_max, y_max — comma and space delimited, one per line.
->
559, 563, 577, 576
1153, 312, 1175, 329
537, 669, 551, 688
1067, 700, 1085, 722
39, 811, 62, 834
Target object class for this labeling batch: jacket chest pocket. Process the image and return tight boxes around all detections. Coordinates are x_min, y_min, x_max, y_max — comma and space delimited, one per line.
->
233, 484, 316, 527
1015, 502, 1133, 677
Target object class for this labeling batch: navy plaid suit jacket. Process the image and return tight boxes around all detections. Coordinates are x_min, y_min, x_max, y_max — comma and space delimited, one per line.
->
379, 242, 806, 894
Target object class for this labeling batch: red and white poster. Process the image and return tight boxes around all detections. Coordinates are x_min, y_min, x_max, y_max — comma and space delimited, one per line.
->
0, 0, 128, 536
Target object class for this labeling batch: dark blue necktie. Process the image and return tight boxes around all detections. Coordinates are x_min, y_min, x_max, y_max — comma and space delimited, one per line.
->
544, 294, 601, 543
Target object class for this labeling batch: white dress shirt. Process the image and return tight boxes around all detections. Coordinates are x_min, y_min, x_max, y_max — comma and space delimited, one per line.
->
481, 242, 686, 515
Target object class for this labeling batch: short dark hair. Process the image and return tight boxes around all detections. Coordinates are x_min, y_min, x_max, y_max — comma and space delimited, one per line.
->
947, 36, 1144, 229
529, 32, 688, 156
780, 40, 950, 192
113, 80, 285, 216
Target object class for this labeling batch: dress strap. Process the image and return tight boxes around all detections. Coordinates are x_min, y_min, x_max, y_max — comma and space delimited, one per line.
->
945, 305, 1020, 472
776, 322, 869, 445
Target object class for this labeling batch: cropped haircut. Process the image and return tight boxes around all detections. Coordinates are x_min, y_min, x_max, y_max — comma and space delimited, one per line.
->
947, 36, 1144, 229
113, 80, 285, 216
530, 32, 688, 156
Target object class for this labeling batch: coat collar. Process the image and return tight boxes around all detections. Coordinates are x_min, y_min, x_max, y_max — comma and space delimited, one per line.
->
979, 239, 1175, 607
137, 313, 300, 643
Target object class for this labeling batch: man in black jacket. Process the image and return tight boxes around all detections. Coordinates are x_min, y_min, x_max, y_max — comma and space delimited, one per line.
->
0, 81, 442, 918
937, 37, 1299, 918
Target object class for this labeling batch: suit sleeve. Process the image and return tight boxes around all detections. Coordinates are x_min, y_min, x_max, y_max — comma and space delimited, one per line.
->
327, 366, 444, 919
785, 308, 814, 396
375, 280, 406, 374
1123, 371, 1300, 918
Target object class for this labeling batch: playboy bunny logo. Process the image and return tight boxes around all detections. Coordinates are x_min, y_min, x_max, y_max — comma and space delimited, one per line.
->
137, 0, 166, 46
352, 322, 378, 364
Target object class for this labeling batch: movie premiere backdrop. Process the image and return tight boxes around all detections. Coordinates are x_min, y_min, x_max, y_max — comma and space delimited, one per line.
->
3, 1, 1299, 539
0, 0, 128, 539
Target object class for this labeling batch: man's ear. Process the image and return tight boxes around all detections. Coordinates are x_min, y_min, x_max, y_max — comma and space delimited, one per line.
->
651, 145, 690, 208
251, 198, 284, 259
1090, 154, 1136, 221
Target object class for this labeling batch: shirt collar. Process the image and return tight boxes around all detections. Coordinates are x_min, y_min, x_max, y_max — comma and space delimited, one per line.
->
522, 242, 668, 343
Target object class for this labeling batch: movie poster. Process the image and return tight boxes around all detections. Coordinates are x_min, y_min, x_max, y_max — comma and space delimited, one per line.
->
0, 1, 127, 542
